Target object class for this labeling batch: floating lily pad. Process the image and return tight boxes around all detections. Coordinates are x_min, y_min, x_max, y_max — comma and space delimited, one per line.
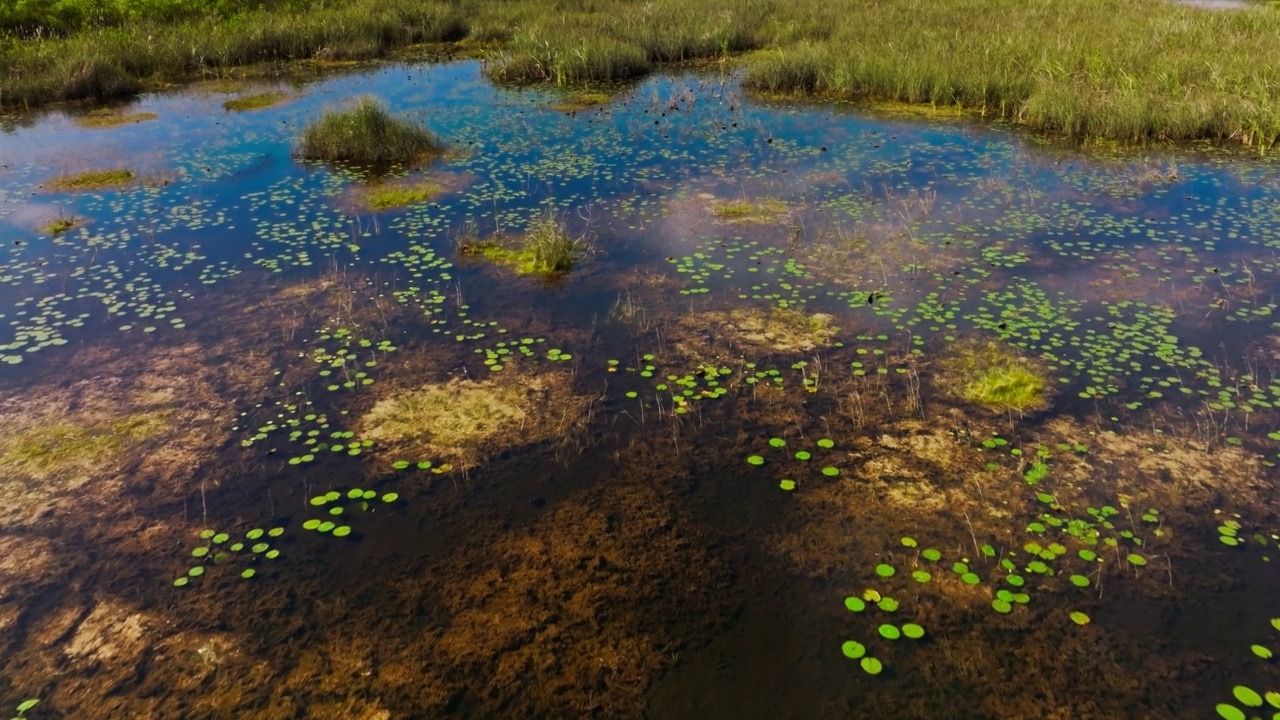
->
879, 624, 901, 640
845, 597, 866, 613
860, 657, 883, 675
875, 564, 895, 578
902, 623, 924, 639
1234, 686, 1263, 708
747, 455, 765, 466
1070, 611, 1090, 625
841, 640, 866, 659
1215, 704, 1245, 720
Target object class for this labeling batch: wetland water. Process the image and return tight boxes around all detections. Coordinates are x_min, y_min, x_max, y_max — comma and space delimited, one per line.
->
1, 59, 1280, 719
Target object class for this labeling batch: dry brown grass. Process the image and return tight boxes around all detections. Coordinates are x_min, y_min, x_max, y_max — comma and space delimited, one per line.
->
358, 373, 594, 467
72, 109, 158, 128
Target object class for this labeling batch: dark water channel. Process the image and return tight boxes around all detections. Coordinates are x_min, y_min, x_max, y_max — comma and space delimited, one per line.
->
1, 60, 1279, 719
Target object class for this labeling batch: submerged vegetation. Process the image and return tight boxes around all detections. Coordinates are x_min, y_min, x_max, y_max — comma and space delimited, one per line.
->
458, 214, 588, 276
0, 413, 167, 480
5, 0, 1280, 143
938, 339, 1049, 413
711, 196, 790, 223
359, 374, 592, 466
72, 108, 157, 127
222, 91, 286, 112
355, 178, 445, 210
46, 168, 134, 190
7, 22, 1280, 718
296, 97, 444, 166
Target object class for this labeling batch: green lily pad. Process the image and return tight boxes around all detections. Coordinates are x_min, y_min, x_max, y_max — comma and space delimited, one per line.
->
1234, 686, 1263, 708
1215, 704, 1245, 720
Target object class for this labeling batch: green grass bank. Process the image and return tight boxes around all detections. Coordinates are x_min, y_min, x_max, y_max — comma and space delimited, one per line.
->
4, 0, 1280, 145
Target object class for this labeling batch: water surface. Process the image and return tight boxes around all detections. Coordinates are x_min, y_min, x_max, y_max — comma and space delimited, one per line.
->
1, 60, 1279, 719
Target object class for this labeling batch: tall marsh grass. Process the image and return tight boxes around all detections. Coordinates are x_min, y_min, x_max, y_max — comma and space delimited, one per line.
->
744, 0, 1280, 145
5, 0, 1280, 145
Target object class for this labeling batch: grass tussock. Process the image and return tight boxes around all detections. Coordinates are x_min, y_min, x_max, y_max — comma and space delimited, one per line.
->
73, 108, 158, 127
358, 374, 594, 467
938, 338, 1049, 413
458, 214, 588, 276
43, 215, 81, 234
296, 97, 444, 167
222, 91, 287, 111
47, 168, 135, 191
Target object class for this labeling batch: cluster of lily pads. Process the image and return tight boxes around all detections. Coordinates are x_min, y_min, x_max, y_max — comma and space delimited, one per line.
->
744, 435, 841, 491
310, 324, 397, 393
238, 398, 375, 464
609, 355, 737, 413
842, 500, 1162, 661
840, 582, 926, 676
304, 487, 401, 538
1215, 513, 1280, 559
175, 526, 285, 586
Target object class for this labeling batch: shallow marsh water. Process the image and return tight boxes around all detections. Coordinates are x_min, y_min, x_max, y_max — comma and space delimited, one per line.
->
1, 60, 1280, 718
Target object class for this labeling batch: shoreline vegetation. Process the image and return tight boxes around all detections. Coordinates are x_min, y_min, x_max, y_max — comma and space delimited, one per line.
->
4, 0, 1280, 146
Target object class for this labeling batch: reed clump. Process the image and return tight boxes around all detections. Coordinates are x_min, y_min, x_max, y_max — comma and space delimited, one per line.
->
296, 97, 444, 166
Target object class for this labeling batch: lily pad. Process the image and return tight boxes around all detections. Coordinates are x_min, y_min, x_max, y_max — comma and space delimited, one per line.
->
841, 640, 866, 659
